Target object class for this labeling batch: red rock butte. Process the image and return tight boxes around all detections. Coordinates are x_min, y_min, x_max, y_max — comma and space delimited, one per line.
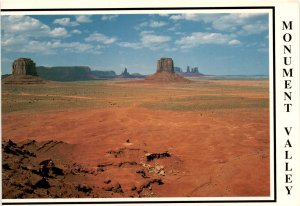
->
12, 58, 37, 76
146, 57, 190, 83
3, 58, 45, 84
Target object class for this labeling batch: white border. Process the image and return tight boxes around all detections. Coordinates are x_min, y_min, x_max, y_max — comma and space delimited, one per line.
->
1, 8, 274, 204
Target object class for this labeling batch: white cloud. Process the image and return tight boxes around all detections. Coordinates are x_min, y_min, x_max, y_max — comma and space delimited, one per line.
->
71, 29, 82, 34
1, 33, 26, 51
1, 16, 104, 55
2, 16, 36, 32
176, 32, 240, 48
118, 42, 143, 49
54, 16, 93, 26
3, 15, 48, 33
2, 15, 69, 38
5, 39, 99, 54
149, 21, 167, 28
170, 13, 222, 23
60, 41, 94, 53
138, 20, 167, 28
119, 31, 171, 50
164, 47, 178, 52
76, 15, 92, 23
213, 14, 268, 35
228, 39, 241, 45
101, 15, 118, 21
211, 14, 262, 31
85, 32, 117, 44
170, 13, 202, 21
49, 27, 68, 37
53, 17, 79, 27
141, 32, 171, 46
170, 13, 268, 35
241, 21, 268, 34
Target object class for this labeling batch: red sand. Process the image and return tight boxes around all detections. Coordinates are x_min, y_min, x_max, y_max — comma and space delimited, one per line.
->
2, 105, 269, 197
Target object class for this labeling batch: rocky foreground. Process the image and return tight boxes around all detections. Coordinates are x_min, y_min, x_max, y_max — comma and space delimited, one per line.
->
2, 139, 179, 198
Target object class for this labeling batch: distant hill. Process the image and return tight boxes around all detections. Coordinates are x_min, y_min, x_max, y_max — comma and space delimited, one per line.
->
36, 66, 117, 81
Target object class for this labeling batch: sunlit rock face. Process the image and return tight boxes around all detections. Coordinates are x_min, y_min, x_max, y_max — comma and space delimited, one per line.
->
156, 58, 174, 73
12, 58, 37, 76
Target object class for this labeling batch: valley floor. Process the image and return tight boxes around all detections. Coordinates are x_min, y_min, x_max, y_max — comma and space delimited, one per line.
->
2, 79, 270, 198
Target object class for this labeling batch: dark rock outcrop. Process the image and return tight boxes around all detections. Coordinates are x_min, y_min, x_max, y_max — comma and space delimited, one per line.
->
121, 68, 130, 77
36, 66, 118, 81
91, 70, 116, 79
118, 68, 132, 78
173, 66, 205, 77
118, 68, 146, 79
2, 139, 96, 198
36, 66, 93, 81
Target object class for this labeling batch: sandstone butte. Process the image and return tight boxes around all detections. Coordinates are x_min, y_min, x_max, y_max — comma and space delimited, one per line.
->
3, 58, 45, 84
145, 57, 190, 83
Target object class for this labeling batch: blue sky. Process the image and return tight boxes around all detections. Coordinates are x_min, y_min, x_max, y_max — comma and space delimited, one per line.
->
1, 13, 269, 75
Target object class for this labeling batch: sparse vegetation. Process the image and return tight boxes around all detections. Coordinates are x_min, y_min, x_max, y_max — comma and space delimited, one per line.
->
2, 79, 269, 113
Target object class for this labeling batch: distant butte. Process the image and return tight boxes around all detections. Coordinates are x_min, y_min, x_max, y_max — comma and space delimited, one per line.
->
3, 58, 45, 84
145, 57, 190, 83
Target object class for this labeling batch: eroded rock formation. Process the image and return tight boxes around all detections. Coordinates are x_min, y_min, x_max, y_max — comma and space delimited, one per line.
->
156, 58, 174, 73
146, 57, 190, 83
3, 58, 44, 84
12, 58, 37, 76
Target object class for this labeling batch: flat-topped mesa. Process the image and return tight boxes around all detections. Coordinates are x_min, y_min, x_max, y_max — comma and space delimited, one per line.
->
156, 58, 174, 73
12, 58, 37, 76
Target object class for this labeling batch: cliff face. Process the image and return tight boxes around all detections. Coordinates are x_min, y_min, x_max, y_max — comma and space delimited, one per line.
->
91, 70, 116, 79
156, 58, 174, 73
146, 58, 190, 83
12, 58, 37, 76
36, 66, 92, 81
36, 66, 116, 81
2, 58, 44, 84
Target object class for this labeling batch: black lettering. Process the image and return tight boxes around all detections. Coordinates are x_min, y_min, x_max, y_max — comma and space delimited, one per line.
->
284, 45, 291, 54
285, 139, 292, 148
285, 150, 292, 159
285, 127, 292, 135
284, 92, 292, 101
286, 186, 293, 195
283, 21, 293, 30
286, 162, 292, 171
284, 57, 292, 65
284, 104, 292, 112
286, 174, 293, 183
283, 68, 293, 77
283, 33, 292, 42
285, 80, 292, 89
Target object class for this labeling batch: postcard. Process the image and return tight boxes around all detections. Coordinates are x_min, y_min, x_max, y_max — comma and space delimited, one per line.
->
1, 0, 299, 205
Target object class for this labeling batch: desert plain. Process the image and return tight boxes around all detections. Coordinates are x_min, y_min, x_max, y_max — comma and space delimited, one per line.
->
1, 78, 270, 198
